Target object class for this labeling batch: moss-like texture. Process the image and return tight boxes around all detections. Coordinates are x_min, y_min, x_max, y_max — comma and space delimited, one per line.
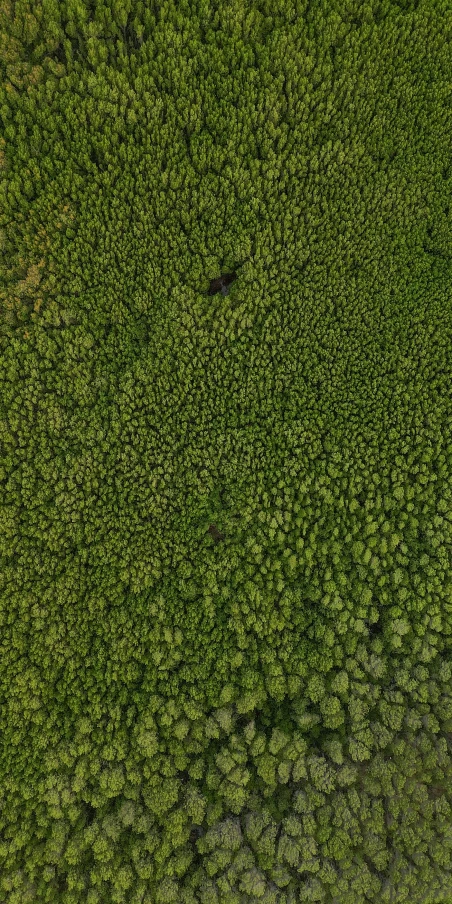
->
1, 1, 451, 902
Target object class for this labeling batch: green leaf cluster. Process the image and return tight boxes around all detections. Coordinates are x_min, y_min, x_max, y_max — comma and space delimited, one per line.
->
1, 0, 452, 902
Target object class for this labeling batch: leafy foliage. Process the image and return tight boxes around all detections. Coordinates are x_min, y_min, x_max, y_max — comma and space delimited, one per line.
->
1, 0, 452, 902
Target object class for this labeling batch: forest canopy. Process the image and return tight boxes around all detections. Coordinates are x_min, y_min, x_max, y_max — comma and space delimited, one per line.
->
0, 1, 451, 903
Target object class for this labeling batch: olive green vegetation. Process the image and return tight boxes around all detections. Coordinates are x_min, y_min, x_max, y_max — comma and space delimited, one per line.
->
1, 0, 452, 902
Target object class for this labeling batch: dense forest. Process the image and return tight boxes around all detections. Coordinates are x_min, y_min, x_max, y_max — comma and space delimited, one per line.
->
1, 0, 451, 902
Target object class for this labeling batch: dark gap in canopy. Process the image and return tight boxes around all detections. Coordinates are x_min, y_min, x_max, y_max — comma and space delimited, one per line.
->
208, 272, 237, 296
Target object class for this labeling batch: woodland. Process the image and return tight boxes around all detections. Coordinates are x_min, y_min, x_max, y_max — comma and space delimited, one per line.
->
0, 1, 451, 902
